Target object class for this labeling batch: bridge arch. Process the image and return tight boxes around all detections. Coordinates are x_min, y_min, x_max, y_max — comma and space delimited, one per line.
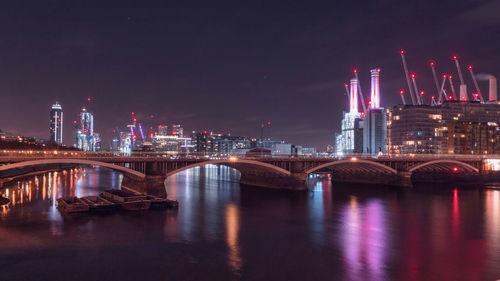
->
0, 158, 146, 179
305, 159, 398, 175
408, 159, 479, 174
164, 159, 291, 178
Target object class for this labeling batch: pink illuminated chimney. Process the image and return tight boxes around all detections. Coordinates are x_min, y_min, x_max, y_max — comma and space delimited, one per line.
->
370, 69, 380, 108
349, 78, 359, 114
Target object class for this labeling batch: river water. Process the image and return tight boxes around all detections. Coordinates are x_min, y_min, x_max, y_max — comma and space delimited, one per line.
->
1, 165, 500, 281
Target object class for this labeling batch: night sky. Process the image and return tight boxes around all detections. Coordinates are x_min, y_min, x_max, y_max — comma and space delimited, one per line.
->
0, 0, 499, 150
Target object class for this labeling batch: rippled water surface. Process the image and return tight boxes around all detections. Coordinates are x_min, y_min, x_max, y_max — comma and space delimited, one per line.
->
1, 165, 500, 281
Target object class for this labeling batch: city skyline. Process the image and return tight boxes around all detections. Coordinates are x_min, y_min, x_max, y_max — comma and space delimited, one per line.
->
0, 1, 499, 149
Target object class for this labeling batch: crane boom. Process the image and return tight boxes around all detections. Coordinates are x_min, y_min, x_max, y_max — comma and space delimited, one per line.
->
399, 90, 406, 105
400, 50, 416, 105
453, 56, 466, 84
468, 66, 484, 102
411, 74, 421, 105
353, 70, 367, 113
438, 75, 447, 104
430, 62, 441, 99
448, 76, 457, 100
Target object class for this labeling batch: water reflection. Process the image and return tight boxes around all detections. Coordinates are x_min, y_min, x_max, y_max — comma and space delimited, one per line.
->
225, 203, 242, 274
0, 167, 123, 220
1, 166, 500, 281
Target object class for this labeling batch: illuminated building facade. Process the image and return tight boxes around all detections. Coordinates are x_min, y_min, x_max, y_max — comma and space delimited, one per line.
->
336, 78, 363, 155
387, 102, 500, 154
49, 102, 63, 145
74, 108, 100, 151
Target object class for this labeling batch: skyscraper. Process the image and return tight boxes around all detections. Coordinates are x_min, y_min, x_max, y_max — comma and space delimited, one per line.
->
172, 124, 183, 137
49, 102, 63, 145
74, 108, 99, 151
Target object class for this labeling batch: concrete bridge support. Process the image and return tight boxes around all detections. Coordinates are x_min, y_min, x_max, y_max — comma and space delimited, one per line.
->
121, 162, 167, 198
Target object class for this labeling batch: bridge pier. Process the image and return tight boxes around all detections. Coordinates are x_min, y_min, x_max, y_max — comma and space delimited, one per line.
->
121, 162, 167, 198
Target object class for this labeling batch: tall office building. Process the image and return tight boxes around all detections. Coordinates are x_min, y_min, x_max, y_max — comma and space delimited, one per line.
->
172, 124, 183, 137
74, 108, 99, 151
49, 102, 63, 145
363, 69, 387, 154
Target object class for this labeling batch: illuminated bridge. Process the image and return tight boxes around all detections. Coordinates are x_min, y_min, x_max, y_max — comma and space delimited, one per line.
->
0, 154, 498, 196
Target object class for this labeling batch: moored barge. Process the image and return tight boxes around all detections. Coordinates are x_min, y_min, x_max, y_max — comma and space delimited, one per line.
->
57, 197, 89, 213
81, 195, 116, 212
101, 189, 151, 211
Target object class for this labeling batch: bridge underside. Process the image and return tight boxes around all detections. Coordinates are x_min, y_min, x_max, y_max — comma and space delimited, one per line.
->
314, 163, 401, 187
227, 163, 307, 190
410, 162, 481, 184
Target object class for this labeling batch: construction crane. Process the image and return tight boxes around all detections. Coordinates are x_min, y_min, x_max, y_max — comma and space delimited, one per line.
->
400, 50, 417, 105
353, 69, 368, 113
399, 89, 407, 105
431, 95, 437, 106
438, 74, 447, 104
453, 56, 466, 84
430, 62, 442, 101
448, 75, 458, 100
411, 73, 421, 105
468, 65, 484, 102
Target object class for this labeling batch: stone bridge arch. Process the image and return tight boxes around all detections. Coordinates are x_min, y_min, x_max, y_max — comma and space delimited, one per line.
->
0, 158, 146, 179
304, 159, 398, 186
163, 159, 304, 190
408, 159, 479, 174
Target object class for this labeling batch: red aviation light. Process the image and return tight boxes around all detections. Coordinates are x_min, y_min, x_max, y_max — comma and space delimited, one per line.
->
133, 118, 137, 122
360, 112, 365, 117
353, 69, 357, 74
87, 97, 92, 102
474, 93, 479, 98
150, 133, 154, 137
430, 61, 435, 66
400, 50, 405, 54
453, 55, 457, 60
449, 75, 453, 79
131, 112, 135, 115
420, 91, 424, 96
431, 95, 435, 99
261, 123, 265, 128
449, 95, 453, 100
452, 167, 459, 172
468, 65, 473, 70
344, 83, 348, 87
411, 73, 416, 78
443, 74, 447, 78
267, 121, 271, 126
399, 90, 404, 95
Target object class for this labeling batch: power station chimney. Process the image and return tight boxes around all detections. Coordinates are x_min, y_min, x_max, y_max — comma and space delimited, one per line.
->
349, 78, 359, 114
370, 68, 380, 108
490, 76, 497, 101
460, 84, 468, 101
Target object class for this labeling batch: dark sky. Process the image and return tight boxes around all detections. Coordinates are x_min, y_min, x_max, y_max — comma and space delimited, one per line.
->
1, 0, 499, 150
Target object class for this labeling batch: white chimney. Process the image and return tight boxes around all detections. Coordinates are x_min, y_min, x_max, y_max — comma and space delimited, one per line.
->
349, 78, 358, 114
459, 84, 468, 101
370, 69, 380, 108
489, 77, 497, 101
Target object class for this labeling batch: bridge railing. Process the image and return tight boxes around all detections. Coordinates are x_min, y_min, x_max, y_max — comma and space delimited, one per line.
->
1, 149, 500, 161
